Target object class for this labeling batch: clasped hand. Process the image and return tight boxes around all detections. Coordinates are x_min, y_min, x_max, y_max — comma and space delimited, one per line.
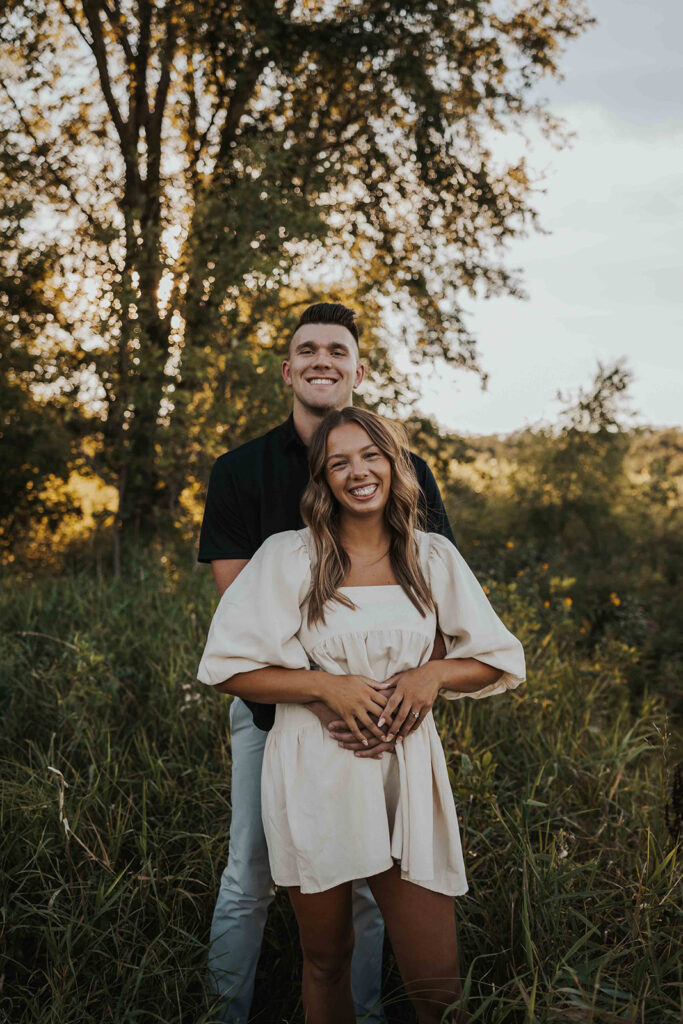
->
325, 664, 441, 759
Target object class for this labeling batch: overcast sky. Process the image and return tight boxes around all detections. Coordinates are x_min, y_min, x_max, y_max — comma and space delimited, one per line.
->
405, 0, 682, 435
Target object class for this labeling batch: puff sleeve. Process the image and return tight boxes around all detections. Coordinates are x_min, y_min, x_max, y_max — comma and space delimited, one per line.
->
428, 533, 526, 700
197, 530, 312, 686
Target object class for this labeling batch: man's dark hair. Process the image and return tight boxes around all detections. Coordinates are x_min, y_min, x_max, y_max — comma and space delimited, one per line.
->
291, 302, 361, 348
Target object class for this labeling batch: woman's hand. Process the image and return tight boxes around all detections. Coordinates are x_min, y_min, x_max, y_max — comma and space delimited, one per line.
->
326, 679, 397, 758
317, 673, 394, 746
377, 663, 442, 740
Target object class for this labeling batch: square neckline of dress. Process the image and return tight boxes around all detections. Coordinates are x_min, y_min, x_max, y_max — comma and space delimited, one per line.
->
338, 584, 402, 590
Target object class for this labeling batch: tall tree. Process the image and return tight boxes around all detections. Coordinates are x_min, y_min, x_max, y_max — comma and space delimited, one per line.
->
0, 136, 82, 556
0, 0, 592, 560
511, 361, 635, 559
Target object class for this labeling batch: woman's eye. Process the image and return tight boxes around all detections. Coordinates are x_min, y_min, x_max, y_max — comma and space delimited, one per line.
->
365, 452, 379, 459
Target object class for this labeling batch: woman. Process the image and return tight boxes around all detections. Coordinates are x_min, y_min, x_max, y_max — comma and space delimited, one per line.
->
198, 408, 525, 1024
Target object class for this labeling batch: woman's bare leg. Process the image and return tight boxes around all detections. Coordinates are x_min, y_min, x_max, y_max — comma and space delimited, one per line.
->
368, 864, 463, 1024
287, 881, 356, 1024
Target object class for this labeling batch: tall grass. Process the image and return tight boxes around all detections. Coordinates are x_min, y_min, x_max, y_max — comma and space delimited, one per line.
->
1, 559, 679, 1023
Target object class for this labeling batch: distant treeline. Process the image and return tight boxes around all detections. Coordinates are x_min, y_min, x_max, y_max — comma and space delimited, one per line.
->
430, 367, 681, 718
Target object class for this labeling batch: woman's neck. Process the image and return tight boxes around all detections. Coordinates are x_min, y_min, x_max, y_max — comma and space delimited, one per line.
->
338, 512, 390, 555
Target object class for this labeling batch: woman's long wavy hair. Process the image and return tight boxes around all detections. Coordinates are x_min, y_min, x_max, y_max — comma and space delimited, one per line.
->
301, 407, 434, 626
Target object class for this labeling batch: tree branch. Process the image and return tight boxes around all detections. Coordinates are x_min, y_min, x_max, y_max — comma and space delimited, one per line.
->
101, 0, 135, 65
78, 0, 128, 147
132, 0, 152, 142
0, 79, 116, 255
216, 54, 270, 168
56, 0, 92, 52
149, 6, 176, 157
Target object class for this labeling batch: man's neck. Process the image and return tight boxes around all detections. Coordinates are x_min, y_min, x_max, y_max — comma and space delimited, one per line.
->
291, 398, 350, 447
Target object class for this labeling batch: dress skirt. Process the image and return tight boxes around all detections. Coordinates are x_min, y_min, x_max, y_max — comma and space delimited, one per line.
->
261, 702, 469, 896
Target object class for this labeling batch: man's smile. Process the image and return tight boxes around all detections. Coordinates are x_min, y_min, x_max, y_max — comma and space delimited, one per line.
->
306, 376, 339, 385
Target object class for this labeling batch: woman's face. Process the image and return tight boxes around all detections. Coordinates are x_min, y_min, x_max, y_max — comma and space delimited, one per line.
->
324, 422, 392, 517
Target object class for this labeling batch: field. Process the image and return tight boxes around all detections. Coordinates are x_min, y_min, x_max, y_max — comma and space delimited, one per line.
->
1, 547, 680, 1023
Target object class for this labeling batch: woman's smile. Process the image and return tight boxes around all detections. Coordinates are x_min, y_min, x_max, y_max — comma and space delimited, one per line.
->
347, 482, 379, 500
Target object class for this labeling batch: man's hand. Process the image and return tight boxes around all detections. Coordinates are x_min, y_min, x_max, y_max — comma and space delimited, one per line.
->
310, 675, 396, 745
331, 637, 446, 755
327, 679, 397, 759
306, 700, 344, 730
327, 720, 396, 759
308, 681, 396, 757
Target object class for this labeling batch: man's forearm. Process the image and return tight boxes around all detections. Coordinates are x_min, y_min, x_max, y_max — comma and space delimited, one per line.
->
307, 699, 340, 726
211, 558, 250, 596
212, 666, 329, 703
429, 630, 447, 661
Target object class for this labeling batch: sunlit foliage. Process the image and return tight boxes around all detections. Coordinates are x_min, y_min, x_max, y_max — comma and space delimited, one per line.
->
0, 0, 592, 555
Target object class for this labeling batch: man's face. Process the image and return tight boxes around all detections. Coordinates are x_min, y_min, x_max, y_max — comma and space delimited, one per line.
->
282, 323, 365, 414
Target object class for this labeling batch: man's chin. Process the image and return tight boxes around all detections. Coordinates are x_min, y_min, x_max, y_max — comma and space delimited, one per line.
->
298, 391, 351, 414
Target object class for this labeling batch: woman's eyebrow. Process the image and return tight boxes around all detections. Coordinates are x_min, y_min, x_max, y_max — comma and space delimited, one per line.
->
325, 443, 377, 463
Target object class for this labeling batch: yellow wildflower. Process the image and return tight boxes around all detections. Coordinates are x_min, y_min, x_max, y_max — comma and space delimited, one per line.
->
564, 597, 573, 607
543, 600, 550, 608
482, 585, 490, 595
506, 541, 515, 549
610, 592, 621, 606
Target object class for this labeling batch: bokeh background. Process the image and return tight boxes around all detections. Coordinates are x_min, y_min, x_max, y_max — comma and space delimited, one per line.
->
1, 2, 680, 1022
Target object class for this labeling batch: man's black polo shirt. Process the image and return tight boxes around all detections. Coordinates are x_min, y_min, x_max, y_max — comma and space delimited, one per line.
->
198, 414, 456, 730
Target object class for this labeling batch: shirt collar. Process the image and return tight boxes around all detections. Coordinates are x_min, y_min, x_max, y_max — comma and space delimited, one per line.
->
279, 413, 307, 453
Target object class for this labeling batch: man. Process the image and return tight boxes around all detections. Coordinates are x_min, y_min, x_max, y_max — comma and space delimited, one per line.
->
198, 302, 456, 1024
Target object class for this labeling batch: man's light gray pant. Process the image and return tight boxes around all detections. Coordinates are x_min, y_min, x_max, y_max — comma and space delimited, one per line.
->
207, 698, 387, 1024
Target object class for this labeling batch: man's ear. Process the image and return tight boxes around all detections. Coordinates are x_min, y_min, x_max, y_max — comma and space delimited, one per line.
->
353, 361, 365, 388
282, 359, 292, 386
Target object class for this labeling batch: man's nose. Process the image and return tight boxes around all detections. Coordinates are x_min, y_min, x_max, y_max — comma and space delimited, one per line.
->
312, 350, 332, 367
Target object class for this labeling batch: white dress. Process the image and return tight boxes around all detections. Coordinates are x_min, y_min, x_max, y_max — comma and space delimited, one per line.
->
198, 529, 525, 896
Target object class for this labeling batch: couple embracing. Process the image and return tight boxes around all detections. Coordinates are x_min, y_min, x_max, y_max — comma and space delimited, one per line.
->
197, 302, 525, 1024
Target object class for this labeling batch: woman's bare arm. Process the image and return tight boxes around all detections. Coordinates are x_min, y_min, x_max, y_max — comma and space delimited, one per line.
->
376, 658, 504, 739
432, 657, 503, 693
210, 667, 392, 745
211, 666, 328, 702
